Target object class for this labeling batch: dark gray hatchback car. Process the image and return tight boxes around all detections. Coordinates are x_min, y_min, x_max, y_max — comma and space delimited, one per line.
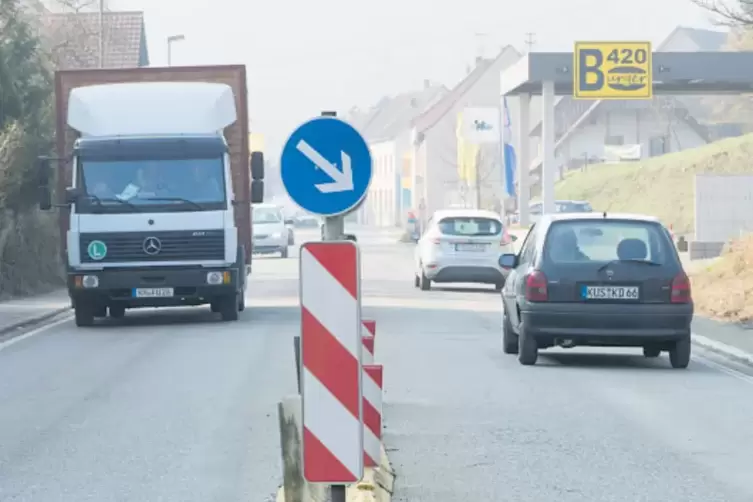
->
499, 213, 693, 368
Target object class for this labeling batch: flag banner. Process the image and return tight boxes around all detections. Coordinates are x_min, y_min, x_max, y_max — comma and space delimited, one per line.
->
460, 107, 500, 144
502, 97, 516, 197
456, 112, 479, 184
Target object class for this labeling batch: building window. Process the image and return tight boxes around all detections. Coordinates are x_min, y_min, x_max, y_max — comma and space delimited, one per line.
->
605, 135, 624, 145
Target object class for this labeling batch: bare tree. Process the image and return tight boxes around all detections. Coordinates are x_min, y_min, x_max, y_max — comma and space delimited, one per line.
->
37, 0, 119, 69
692, 0, 753, 26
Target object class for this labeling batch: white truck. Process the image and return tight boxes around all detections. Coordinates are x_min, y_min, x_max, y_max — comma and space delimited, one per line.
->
38, 69, 264, 327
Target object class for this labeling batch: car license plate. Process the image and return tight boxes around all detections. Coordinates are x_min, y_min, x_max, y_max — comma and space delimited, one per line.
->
455, 243, 486, 252
581, 285, 639, 300
133, 288, 174, 298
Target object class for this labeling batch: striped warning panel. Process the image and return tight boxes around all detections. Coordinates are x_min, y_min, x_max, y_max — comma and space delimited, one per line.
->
363, 365, 383, 467
300, 241, 363, 483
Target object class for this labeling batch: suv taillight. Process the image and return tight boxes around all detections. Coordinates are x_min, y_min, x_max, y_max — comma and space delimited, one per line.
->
671, 272, 691, 303
525, 271, 548, 302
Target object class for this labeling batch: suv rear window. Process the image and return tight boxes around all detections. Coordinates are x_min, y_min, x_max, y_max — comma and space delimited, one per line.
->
438, 217, 502, 236
544, 220, 671, 264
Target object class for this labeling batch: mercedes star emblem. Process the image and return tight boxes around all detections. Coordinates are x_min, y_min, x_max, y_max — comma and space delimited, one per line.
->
143, 236, 162, 255
605, 269, 614, 279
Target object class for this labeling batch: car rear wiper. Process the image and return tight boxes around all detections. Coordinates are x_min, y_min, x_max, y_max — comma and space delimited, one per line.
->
139, 197, 204, 210
597, 259, 662, 272
87, 195, 139, 212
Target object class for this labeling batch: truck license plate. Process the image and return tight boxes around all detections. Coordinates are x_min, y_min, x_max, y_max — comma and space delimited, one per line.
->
133, 288, 174, 298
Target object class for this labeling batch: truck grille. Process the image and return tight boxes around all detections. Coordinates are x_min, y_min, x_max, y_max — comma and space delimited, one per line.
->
80, 230, 225, 263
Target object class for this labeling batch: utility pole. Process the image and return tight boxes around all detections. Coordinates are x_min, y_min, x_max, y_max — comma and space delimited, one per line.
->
524, 32, 536, 54
98, 0, 104, 67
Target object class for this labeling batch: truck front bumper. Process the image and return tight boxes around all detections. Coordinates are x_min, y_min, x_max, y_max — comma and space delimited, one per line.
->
68, 266, 238, 308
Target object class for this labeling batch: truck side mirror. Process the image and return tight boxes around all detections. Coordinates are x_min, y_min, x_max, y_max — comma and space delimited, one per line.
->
250, 151, 264, 180
65, 186, 82, 204
251, 180, 264, 203
37, 158, 52, 210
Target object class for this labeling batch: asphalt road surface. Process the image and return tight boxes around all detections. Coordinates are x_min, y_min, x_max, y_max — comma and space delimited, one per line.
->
2, 226, 753, 501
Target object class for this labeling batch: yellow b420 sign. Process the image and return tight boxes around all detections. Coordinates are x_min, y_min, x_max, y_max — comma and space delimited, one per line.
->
574, 41, 652, 99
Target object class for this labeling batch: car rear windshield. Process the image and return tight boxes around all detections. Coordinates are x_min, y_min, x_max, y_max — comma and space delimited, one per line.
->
438, 217, 502, 236
543, 220, 672, 264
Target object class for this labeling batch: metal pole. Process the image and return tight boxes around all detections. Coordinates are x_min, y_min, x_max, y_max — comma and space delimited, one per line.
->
321, 111, 344, 241
98, 0, 104, 68
331, 485, 346, 502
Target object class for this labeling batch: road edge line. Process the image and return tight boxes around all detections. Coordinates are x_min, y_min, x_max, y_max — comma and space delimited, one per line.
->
692, 333, 753, 366
0, 306, 72, 337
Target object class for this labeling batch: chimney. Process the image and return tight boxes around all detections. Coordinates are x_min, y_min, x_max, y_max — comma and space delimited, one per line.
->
475, 56, 483, 65
423, 79, 430, 89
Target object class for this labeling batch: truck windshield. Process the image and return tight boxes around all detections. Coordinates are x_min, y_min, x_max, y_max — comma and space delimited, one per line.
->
78, 157, 226, 213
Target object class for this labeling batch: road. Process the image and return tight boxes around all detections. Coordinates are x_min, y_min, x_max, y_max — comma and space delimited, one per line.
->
1, 227, 753, 501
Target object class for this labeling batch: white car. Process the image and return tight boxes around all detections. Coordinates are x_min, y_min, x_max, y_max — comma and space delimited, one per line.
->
252, 203, 290, 258
414, 209, 517, 291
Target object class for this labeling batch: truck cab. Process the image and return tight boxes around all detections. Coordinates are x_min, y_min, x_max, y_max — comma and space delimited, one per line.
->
38, 81, 263, 326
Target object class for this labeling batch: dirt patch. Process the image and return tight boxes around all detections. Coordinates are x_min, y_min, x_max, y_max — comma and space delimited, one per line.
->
691, 234, 753, 322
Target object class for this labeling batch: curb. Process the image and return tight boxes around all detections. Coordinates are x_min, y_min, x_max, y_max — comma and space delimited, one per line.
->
0, 306, 72, 338
692, 333, 753, 366
275, 445, 394, 502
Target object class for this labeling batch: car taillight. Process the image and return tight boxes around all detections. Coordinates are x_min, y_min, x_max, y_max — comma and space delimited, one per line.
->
500, 229, 511, 246
671, 272, 691, 303
525, 271, 548, 302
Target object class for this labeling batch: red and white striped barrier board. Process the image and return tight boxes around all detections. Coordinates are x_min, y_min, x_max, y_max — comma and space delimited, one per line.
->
363, 319, 376, 338
362, 335, 374, 364
362, 364, 383, 468
300, 241, 363, 483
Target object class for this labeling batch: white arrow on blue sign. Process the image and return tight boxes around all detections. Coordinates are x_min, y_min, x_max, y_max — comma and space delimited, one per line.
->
280, 117, 372, 217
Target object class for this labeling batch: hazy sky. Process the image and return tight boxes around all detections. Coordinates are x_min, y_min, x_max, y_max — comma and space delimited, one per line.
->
109, 0, 716, 155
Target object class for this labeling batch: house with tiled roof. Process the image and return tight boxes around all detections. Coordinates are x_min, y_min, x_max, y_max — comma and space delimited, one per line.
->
523, 26, 729, 196
409, 46, 521, 222
41, 10, 149, 69
343, 83, 447, 226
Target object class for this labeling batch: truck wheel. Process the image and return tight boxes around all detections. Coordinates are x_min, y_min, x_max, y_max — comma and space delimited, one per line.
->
109, 305, 125, 319
281, 247, 289, 258
74, 302, 95, 327
220, 294, 239, 321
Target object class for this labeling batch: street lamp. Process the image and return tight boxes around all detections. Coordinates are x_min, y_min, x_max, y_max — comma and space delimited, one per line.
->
167, 34, 185, 66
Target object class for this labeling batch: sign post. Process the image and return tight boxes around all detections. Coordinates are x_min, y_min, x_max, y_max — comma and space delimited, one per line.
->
573, 41, 653, 100
281, 111, 373, 502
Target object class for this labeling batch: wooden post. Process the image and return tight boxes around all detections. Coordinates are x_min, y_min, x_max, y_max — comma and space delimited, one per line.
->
278, 396, 305, 502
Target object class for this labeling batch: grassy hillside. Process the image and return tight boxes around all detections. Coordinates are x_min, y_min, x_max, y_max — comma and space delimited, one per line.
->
554, 134, 753, 235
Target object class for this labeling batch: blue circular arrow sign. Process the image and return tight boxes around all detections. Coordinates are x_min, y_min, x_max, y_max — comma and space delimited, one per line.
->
280, 117, 372, 217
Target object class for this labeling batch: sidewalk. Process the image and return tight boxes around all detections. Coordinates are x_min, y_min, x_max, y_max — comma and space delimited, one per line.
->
0, 289, 71, 335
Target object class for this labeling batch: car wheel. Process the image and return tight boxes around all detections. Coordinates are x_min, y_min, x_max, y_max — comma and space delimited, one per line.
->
502, 307, 518, 354
419, 268, 431, 291
642, 346, 661, 358
494, 281, 504, 292
517, 322, 538, 365
210, 302, 220, 313
669, 336, 691, 369
414, 274, 420, 288
109, 305, 125, 319
94, 305, 107, 318
281, 247, 289, 258
238, 291, 246, 312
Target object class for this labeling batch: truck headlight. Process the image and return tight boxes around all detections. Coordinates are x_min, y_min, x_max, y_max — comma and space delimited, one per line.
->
81, 275, 99, 288
206, 271, 223, 285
